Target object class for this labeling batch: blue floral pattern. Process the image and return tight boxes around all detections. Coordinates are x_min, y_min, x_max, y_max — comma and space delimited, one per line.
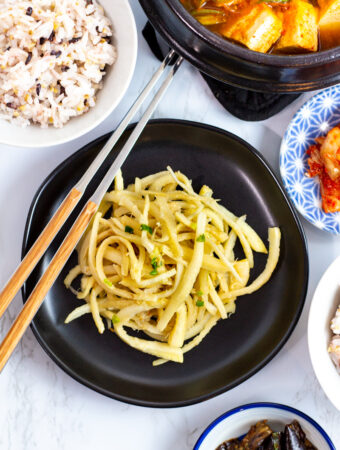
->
280, 86, 340, 234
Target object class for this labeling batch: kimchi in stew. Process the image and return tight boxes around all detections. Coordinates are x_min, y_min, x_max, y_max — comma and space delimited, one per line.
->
180, 0, 340, 53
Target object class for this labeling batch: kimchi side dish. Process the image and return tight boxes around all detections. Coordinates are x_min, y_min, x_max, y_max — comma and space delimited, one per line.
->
306, 126, 340, 213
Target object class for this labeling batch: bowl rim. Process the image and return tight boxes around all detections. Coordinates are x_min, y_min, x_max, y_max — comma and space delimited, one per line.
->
193, 402, 336, 450
166, 0, 340, 67
308, 254, 340, 412
0, 0, 138, 148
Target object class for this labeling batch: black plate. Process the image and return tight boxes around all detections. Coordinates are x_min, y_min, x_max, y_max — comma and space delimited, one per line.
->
22, 120, 308, 407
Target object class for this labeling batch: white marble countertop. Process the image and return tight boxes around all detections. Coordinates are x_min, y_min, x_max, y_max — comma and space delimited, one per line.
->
1, 1, 340, 449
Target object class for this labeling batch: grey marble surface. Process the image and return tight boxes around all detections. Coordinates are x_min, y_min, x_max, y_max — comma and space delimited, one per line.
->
1, 1, 339, 449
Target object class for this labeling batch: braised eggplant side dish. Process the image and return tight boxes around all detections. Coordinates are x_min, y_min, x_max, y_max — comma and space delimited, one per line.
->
180, 0, 340, 54
216, 420, 318, 449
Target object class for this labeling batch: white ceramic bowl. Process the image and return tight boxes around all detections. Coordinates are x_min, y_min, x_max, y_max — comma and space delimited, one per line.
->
308, 256, 340, 411
0, 0, 137, 148
194, 403, 335, 450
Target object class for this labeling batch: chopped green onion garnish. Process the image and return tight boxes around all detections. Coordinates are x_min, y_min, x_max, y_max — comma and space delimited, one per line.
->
196, 290, 203, 297
104, 278, 113, 287
140, 224, 153, 234
112, 314, 120, 324
150, 269, 158, 276
196, 234, 206, 242
125, 225, 134, 234
150, 247, 160, 260
151, 257, 160, 270
196, 300, 204, 307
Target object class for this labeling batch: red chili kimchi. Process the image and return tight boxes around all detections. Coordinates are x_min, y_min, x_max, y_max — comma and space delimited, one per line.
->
306, 126, 340, 214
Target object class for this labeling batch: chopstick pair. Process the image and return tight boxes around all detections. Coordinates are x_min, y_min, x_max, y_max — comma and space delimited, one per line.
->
0, 51, 183, 372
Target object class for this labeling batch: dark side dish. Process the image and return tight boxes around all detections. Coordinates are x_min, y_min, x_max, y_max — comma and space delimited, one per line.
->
180, 0, 340, 54
216, 420, 317, 449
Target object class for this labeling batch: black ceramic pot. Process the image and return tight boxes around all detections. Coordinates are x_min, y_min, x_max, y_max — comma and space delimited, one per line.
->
139, 0, 340, 93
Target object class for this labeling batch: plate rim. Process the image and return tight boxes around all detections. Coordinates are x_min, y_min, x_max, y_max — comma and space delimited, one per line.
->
22, 119, 309, 408
279, 85, 340, 235
193, 402, 336, 450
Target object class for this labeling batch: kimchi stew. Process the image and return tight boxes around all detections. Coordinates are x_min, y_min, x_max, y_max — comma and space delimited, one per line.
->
180, 0, 340, 53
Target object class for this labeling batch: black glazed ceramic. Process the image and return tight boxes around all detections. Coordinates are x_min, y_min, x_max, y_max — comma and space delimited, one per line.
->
139, 0, 340, 92
22, 120, 308, 407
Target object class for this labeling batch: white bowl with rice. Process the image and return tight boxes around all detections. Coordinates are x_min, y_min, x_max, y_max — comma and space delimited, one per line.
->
0, 0, 137, 147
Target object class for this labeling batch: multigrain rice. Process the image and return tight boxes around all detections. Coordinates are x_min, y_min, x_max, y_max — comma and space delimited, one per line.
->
0, 0, 116, 127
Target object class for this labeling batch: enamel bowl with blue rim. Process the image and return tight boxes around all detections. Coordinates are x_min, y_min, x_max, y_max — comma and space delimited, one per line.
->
193, 403, 335, 450
280, 86, 340, 234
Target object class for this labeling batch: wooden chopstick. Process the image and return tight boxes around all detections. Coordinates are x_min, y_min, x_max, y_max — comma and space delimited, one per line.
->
0, 188, 82, 319
0, 55, 183, 372
0, 201, 97, 372
0, 50, 176, 322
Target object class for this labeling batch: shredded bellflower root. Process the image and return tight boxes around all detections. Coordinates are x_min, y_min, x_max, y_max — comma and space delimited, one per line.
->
64, 167, 281, 365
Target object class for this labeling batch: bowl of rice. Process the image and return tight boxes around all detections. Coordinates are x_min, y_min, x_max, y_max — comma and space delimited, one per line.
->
0, 0, 137, 147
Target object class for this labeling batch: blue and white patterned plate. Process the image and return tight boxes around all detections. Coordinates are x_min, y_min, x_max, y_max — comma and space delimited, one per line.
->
280, 85, 340, 234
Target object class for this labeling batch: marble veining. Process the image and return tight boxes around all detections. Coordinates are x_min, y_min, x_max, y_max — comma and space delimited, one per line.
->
1, 1, 339, 449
